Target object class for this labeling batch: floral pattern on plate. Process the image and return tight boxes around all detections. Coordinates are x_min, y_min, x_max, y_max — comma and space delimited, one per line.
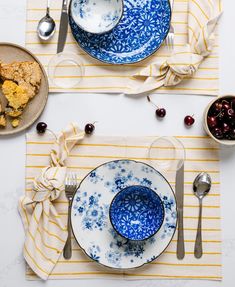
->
69, 0, 171, 64
110, 185, 165, 241
71, 160, 177, 269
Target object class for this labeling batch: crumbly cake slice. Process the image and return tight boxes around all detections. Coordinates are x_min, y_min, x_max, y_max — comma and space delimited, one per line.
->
0, 61, 41, 99
2, 80, 29, 117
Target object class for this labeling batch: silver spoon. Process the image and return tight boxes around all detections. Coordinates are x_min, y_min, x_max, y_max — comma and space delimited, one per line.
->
193, 172, 212, 258
37, 0, 56, 41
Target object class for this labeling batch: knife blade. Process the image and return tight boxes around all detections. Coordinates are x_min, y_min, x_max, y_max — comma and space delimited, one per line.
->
175, 163, 185, 259
57, 0, 68, 54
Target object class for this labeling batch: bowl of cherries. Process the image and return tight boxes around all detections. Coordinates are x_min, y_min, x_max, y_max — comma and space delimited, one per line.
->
204, 95, 235, 146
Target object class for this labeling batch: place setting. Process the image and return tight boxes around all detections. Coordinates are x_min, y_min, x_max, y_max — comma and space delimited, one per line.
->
0, 0, 226, 284
17, 120, 222, 281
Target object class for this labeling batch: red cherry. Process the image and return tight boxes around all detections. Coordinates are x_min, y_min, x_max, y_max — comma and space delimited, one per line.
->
156, 108, 166, 118
184, 115, 195, 126
222, 122, 230, 134
212, 127, 223, 139
222, 101, 231, 111
36, 122, 47, 134
207, 116, 217, 128
85, 123, 95, 135
211, 101, 222, 114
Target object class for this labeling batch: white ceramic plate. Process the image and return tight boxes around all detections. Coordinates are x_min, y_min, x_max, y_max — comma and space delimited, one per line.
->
71, 160, 177, 269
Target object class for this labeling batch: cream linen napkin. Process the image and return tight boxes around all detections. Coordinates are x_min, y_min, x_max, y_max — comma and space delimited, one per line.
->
18, 123, 85, 280
127, 0, 222, 94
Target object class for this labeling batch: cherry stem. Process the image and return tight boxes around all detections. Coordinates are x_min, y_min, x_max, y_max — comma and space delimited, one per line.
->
92, 121, 98, 125
47, 129, 57, 141
215, 110, 223, 118
147, 96, 159, 109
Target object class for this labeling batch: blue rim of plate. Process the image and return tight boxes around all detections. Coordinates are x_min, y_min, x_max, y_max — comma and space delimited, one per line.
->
69, 0, 172, 64
70, 159, 177, 270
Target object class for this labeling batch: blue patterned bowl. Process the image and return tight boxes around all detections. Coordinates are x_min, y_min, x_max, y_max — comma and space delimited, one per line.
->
70, 0, 123, 34
109, 185, 165, 241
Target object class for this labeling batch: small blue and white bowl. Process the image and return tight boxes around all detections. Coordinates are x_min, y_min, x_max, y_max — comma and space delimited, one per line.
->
70, 0, 123, 34
109, 185, 165, 241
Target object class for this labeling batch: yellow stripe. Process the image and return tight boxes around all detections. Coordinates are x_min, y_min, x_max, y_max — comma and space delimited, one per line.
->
41, 226, 66, 243
191, 0, 209, 20
26, 154, 219, 162
151, 262, 221, 267
43, 208, 60, 219
24, 245, 50, 276
202, 26, 211, 52
159, 86, 218, 92
56, 260, 221, 267
165, 250, 221, 255
184, 205, 220, 208
26, 141, 219, 150
184, 216, 220, 220
35, 227, 61, 253
184, 228, 221, 231
172, 239, 221, 243
49, 219, 67, 231
27, 230, 56, 265
26, 271, 222, 279
185, 193, 220, 197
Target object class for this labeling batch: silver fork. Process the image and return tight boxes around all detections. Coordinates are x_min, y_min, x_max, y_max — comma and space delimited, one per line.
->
63, 173, 77, 259
165, 0, 175, 51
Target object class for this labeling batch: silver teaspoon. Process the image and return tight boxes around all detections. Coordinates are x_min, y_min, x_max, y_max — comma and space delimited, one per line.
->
193, 172, 212, 258
37, 0, 56, 41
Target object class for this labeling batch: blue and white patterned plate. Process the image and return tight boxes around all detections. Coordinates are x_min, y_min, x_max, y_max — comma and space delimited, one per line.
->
71, 160, 177, 269
69, 0, 171, 64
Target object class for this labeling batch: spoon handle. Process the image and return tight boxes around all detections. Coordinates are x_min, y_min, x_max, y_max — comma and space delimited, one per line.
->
46, 0, 50, 15
194, 198, 203, 258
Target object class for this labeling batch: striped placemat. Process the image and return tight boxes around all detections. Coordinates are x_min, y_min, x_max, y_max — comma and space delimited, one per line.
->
25, 0, 220, 95
24, 133, 222, 280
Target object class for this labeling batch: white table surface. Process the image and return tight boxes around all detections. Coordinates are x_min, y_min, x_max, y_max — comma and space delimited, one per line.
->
0, 0, 235, 286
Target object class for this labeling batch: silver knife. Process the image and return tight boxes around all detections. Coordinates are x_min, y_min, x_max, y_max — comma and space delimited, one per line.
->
57, 0, 68, 53
175, 163, 185, 259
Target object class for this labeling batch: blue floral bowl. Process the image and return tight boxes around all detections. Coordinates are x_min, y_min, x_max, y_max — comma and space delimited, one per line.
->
109, 185, 165, 241
70, 0, 123, 34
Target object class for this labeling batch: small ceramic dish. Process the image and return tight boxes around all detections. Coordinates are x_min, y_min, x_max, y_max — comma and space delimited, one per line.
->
70, 0, 123, 34
109, 185, 165, 241
204, 95, 235, 146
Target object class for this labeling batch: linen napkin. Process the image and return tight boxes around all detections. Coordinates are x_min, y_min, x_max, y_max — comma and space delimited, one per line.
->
18, 123, 85, 280
127, 0, 222, 94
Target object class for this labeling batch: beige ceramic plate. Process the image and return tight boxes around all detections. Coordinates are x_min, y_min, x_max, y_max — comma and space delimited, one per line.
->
0, 42, 48, 136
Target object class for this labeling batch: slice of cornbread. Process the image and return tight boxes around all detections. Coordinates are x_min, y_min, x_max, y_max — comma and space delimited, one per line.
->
2, 80, 29, 117
0, 61, 41, 99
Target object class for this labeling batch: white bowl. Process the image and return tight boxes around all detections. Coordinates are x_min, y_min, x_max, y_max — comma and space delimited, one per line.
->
70, 0, 123, 34
204, 95, 235, 146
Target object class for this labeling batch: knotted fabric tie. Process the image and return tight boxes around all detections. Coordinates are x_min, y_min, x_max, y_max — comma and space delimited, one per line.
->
127, 0, 222, 94
18, 123, 85, 280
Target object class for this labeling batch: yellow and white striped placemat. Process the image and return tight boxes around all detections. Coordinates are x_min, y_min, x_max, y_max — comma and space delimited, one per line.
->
25, 0, 220, 95
24, 133, 222, 280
